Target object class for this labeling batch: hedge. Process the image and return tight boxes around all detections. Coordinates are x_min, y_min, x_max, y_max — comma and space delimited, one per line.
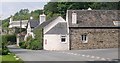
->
1, 42, 10, 55
19, 39, 42, 50
33, 28, 43, 49
2, 34, 16, 44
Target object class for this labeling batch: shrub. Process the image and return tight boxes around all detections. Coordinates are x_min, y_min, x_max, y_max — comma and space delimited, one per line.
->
2, 34, 16, 45
2, 42, 9, 55
29, 39, 42, 50
33, 28, 43, 50
19, 39, 42, 50
19, 41, 26, 49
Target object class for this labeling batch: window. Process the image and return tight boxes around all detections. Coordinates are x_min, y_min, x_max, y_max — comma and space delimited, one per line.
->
81, 34, 88, 43
61, 35, 66, 43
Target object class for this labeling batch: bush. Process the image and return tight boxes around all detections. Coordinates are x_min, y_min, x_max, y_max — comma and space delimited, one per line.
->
29, 39, 42, 50
19, 41, 26, 49
2, 42, 9, 55
2, 34, 16, 45
19, 39, 42, 50
2, 47, 9, 55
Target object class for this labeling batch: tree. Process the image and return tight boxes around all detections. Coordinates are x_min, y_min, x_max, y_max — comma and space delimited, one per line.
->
31, 10, 43, 20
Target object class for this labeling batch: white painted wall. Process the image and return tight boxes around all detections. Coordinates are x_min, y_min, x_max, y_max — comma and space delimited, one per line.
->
9, 20, 28, 28
44, 16, 66, 34
43, 34, 69, 50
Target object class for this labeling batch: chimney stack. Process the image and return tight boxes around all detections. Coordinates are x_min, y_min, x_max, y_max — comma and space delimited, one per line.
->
39, 13, 46, 24
72, 11, 77, 24
9, 16, 13, 24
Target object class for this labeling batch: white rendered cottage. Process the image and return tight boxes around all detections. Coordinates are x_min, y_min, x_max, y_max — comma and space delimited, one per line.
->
9, 14, 45, 46
36, 16, 69, 50
25, 14, 46, 41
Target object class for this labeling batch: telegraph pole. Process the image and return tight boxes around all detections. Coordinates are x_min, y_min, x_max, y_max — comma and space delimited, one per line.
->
19, 15, 22, 42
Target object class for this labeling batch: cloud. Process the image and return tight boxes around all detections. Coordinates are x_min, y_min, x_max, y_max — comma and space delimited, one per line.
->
1, 2, 47, 20
1, 0, 50, 2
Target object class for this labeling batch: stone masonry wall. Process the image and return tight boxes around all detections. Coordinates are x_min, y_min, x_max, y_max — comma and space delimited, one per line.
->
70, 28, 119, 50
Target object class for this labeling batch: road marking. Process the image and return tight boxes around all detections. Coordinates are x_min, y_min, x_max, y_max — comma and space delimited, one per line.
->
67, 53, 71, 54
59, 51, 112, 61
73, 54, 77, 55
101, 58, 106, 60
91, 56, 95, 58
86, 55, 90, 57
70, 53, 74, 54
96, 57, 100, 59
82, 55, 85, 57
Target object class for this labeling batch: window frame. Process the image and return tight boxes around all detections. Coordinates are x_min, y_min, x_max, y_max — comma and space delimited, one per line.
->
81, 34, 88, 43
61, 35, 67, 43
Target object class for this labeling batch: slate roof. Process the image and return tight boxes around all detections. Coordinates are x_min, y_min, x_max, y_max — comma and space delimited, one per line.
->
29, 19, 39, 28
68, 10, 120, 27
45, 22, 68, 34
35, 16, 58, 29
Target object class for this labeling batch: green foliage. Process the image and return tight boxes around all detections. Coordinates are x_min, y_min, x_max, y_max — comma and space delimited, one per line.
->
2, 21, 9, 28
19, 39, 42, 50
33, 28, 43, 43
31, 10, 43, 20
2, 53, 24, 63
2, 42, 10, 55
19, 34, 42, 50
19, 41, 26, 49
29, 39, 42, 50
44, 2, 119, 19
1, 35, 16, 55
13, 9, 30, 20
2, 35, 16, 44
26, 35, 32, 42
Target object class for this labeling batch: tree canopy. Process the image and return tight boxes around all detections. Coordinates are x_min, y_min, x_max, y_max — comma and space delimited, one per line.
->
44, 2, 119, 19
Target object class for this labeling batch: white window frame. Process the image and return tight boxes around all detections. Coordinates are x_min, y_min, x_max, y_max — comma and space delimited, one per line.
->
61, 35, 66, 43
81, 34, 88, 43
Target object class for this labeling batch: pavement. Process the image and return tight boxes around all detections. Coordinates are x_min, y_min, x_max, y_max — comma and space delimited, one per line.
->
8, 45, 119, 62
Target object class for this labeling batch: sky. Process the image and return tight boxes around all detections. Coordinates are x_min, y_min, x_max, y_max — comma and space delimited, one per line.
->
0, 0, 50, 20
0, 0, 119, 20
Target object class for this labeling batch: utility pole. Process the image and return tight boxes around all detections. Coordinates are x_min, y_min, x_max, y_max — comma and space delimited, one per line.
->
19, 15, 22, 42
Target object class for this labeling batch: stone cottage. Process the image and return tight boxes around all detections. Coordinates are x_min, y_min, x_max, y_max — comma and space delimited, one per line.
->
36, 10, 119, 50
67, 10, 120, 50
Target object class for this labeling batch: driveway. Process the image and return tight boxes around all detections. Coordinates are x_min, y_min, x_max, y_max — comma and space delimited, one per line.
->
8, 45, 119, 61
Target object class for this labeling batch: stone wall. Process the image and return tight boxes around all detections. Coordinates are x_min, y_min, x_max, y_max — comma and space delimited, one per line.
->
70, 28, 119, 50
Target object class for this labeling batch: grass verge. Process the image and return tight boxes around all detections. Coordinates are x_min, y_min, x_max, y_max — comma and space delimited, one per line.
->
1, 53, 24, 63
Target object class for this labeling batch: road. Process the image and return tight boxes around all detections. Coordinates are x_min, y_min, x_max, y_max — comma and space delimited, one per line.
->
8, 45, 119, 61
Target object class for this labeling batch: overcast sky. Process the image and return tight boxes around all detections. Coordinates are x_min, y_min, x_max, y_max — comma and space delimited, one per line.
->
0, 0, 119, 20
0, 0, 50, 20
